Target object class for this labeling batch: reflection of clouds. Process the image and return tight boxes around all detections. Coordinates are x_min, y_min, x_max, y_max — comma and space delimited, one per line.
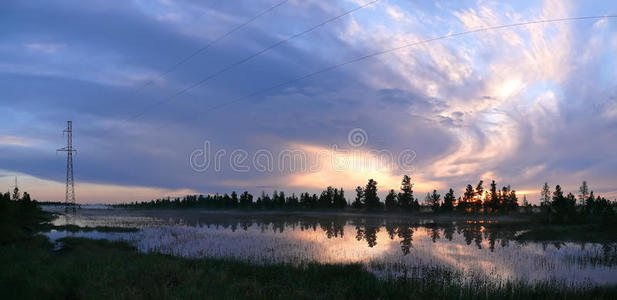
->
47, 209, 617, 285
123, 224, 617, 285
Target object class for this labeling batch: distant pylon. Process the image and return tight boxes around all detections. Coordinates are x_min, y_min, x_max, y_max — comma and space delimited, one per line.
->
57, 121, 76, 213
12, 176, 19, 200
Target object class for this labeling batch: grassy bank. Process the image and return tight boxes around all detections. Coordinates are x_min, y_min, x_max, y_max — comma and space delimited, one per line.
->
1, 234, 617, 299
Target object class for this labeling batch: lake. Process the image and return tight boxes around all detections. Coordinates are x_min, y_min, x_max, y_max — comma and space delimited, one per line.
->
42, 206, 617, 286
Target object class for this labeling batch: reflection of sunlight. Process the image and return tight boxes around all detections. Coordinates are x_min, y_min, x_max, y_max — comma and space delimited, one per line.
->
49, 208, 617, 285
413, 228, 515, 280
288, 228, 397, 264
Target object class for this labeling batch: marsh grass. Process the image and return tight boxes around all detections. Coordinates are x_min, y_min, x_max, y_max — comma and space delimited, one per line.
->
2, 235, 617, 299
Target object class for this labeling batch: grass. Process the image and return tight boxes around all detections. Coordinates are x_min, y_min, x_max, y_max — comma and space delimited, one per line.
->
2, 234, 617, 299
3, 202, 617, 299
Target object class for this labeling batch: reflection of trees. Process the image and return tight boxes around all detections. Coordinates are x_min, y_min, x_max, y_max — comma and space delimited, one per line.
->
443, 224, 455, 241
319, 220, 345, 238
459, 225, 484, 249
383, 220, 415, 254
352, 220, 379, 247
385, 222, 397, 239
150, 215, 617, 258
364, 226, 379, 247
428, 227, 440, 243
397, 226, 414, 255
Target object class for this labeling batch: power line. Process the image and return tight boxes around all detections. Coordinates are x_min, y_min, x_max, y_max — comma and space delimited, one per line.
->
124, 0, 382, 123
128, 0, 289, 97
156, 14, 617, 130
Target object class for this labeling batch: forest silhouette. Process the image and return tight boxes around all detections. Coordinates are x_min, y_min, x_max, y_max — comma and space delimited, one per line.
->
118, 176, 616, 224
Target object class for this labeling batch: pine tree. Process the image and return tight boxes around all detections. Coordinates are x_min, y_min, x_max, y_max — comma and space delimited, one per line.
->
22, 192, 32, 202
442, 188, 455, 211
473, 181, 484, 211
364, 179, 381, 210
333, 188, 347, 209
398, 175, 415, 211
319, 187, 335, 208
541, 182, 551, 210
430, 190, 441, 211
488, 180, 498, 212
459, 184, 474, 211
240, 191, 253, 207
424, 192, 432, 207
578, 181, 589, 206
385, 189, 398, 210
353, 186, 364, 209
230, 191, 238, 207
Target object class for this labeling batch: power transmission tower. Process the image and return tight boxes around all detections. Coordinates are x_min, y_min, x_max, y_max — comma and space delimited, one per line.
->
11, 176, 19, 200
57, 121, 76, 213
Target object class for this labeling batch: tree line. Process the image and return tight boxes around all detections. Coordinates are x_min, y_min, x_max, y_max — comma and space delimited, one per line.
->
118, 175, 613, 218
538, 181, 616, 224
0, 185, 41, 243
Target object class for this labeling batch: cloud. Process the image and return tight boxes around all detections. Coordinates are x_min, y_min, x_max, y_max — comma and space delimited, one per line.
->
0, 135, 40, 147
1, 0, 617, 204
25, 43, 66, 53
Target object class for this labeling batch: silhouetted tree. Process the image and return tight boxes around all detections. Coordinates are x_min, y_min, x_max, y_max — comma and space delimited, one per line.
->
473, 181, 484, 211
522, 195, 531, 213
353, 186, 364, 209
22, 192, 31, 202
541, 182, 551, 212
333, 188, 347, 209
502, 187, 518, 211
429, 190, 441, 211
424, 192, 431, 207
397, 175, 417, 211
230, 191, 239, 207
318, 187, 334, 208
385, 189, 398, 210
364, 179, 381, 210
579, 181, 589, 206
551, 185, 576, 223
442, 188, 455, 212
458, 184, 474, 211
260, 191, 272, 209
240, 191, 253, 207
286, 193, 299, 207
486, 180, 499, 212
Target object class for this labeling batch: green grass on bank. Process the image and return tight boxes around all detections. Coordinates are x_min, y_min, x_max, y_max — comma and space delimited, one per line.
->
2, 235, 617, 300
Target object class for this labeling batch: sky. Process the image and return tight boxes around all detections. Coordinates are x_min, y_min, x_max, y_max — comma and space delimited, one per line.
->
1, 0, 617, 204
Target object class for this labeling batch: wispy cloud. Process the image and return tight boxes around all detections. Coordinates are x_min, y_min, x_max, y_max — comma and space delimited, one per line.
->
0, 135, 39, 147
25, 43, 65, 53
2, 0, 617, 203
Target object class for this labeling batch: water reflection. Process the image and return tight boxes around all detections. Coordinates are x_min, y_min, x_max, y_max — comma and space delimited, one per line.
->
42, 207, 617, 285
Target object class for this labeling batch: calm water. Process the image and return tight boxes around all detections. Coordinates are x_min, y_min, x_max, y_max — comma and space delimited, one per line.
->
42, 206, 617, 285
